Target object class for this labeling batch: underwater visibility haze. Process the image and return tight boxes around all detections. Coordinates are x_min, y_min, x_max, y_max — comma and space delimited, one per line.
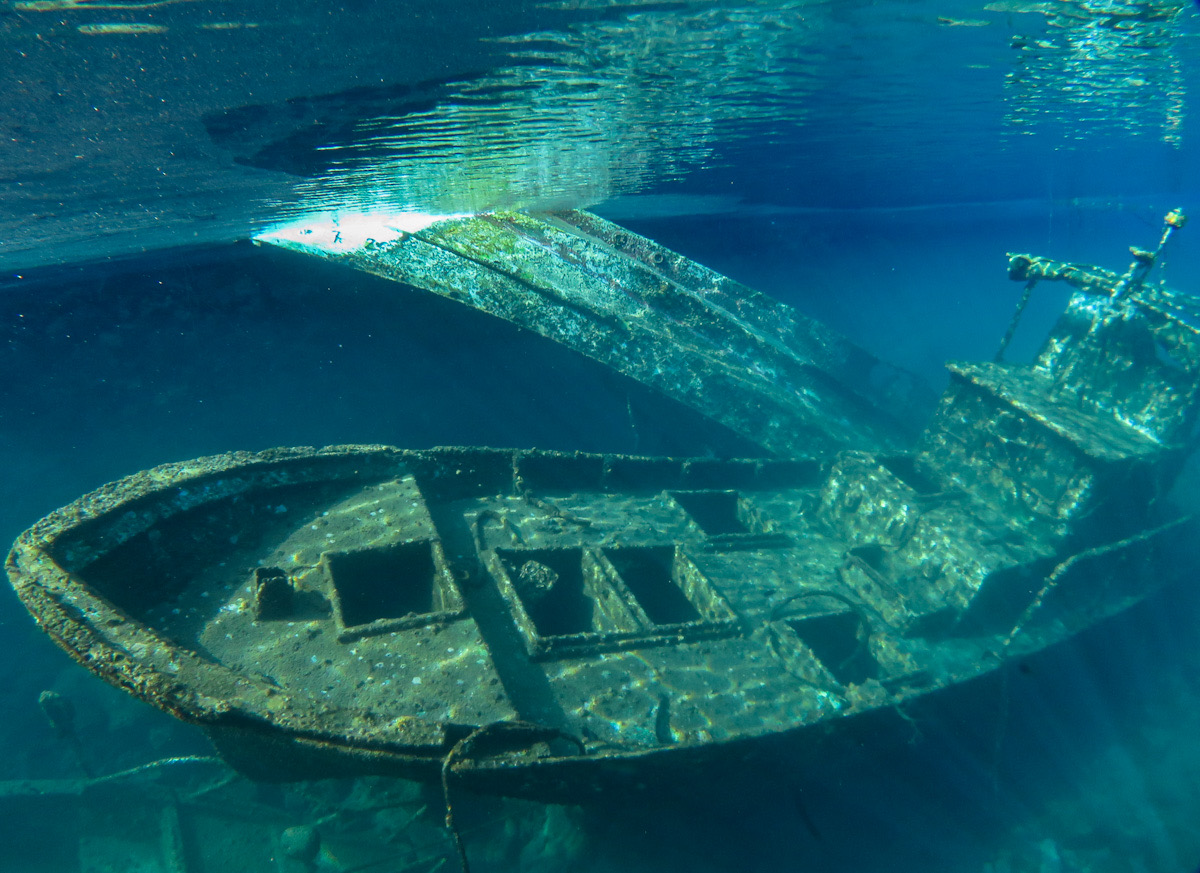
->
3, 1, 1200, 872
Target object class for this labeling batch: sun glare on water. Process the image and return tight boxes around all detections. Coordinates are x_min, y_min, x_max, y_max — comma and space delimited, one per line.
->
253, 210, 466, 254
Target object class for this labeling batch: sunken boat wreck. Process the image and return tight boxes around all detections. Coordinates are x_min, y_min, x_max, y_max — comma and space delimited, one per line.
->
7, 209, 1199, 805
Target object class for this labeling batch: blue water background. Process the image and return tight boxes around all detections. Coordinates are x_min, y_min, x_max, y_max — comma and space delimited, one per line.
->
3, 1, 1200, 871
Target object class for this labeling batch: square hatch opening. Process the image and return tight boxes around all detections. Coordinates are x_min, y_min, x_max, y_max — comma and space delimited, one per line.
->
670, 490, 749, 535
668, 490, 783, 548
602, 546, 737, 629
603, 546, 701, 625
786, 610, 878, 687
497, 547, 600, 638
325, 540, 462, 639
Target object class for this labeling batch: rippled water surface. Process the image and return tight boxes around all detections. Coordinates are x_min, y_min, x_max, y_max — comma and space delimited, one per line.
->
4, 0, 1199, 266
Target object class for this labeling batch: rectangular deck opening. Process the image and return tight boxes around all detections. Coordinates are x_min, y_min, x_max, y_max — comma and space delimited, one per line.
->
327, 541, 436, 629
669, 490, 750, 535
786, 611, 878, 687
498, 547, 594, 637
603, 546, 701, 625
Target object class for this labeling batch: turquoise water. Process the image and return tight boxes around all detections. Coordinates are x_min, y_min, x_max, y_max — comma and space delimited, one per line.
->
3, 1, 1200, 871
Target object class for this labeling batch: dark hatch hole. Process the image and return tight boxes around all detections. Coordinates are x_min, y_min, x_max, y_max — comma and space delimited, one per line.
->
848, 543, 887, 573
879, 455, 942, 495
787, 611, 878, 686
328, 541, 435, 628
605, 546, 701, 625
499, 547, 592, 637
670, 490, 749, 535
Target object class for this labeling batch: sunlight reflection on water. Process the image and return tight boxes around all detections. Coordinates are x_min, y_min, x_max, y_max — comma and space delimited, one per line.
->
260, 0, 1195, 227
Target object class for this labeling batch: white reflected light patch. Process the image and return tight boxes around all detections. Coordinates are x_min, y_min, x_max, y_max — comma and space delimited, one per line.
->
253, 210, 465, 253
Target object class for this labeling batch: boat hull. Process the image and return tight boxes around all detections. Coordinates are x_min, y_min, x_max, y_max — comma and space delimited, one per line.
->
8, 444, 1191, 802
